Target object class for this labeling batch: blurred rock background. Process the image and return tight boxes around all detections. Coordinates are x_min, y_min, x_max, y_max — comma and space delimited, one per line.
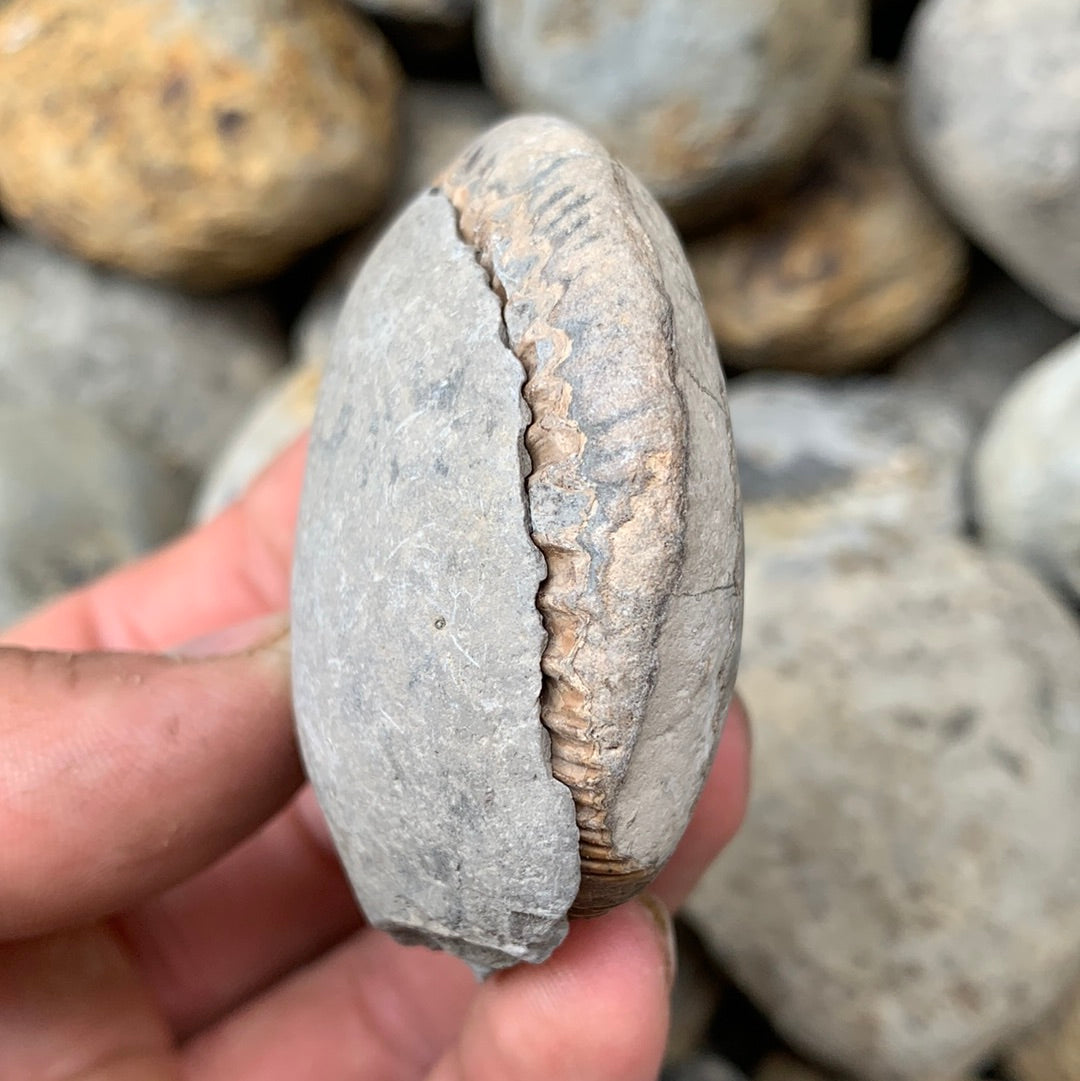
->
1, 1, 1079, 1079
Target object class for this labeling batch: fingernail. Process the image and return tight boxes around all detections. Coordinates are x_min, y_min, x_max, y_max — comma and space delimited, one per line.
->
637, 892, 677, 990
171, 613, 290, 659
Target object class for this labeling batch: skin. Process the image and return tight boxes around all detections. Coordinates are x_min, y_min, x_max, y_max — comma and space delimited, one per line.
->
0, 434, 750, 1081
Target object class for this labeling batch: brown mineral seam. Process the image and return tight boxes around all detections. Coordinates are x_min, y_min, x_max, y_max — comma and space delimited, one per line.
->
435, 177, 643, 909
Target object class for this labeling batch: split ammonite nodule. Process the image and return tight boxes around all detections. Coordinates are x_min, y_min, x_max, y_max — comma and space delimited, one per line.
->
292, 115, 743, 970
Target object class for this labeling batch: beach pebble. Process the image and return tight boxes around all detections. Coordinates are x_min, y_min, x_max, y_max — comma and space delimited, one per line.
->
0, 233, 285, 479
973, 333, 1080, 603
1005, 976, 1080, 1081
193, 362, 319, 523
476, 0, 867, 227
903, 0, 1080, 320
0, 407, 187, 626
894, 259, 1075, 432
686, 537, 1080, 1081
730, 373, 970, 558
0, 0, 401, 289
689, 68, 966, 374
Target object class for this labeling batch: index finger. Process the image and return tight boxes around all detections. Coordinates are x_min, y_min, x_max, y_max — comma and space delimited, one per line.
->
1, 435, 308, 653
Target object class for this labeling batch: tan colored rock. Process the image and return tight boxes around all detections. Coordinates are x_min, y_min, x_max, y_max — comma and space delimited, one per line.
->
1006, 977, 1080, 1081
0, 0, 401, 290
690, 68, 967, 374
686, 536, 1080, 1081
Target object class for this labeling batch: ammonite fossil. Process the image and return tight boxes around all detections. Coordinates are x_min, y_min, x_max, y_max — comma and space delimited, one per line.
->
292, 115, 743, 971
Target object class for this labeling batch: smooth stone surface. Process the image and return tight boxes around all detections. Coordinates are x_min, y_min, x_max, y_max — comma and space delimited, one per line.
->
291, 80, 504, 371
0, 233, 285, 477
438, 116, 743, 915
903, 0, 1080, 320
973, 333, 1080, 603
1005, 977, 1080, 1081
294, 192, 580, 970
0, 0, 401, 290
729, 373, 970, 557
476, 0, 867, 227
193, 362, 320, 523
686, 536, 1080, 1081
690, 68, 967, 374
894, 259, 1075, 431
0, 407, 186, 626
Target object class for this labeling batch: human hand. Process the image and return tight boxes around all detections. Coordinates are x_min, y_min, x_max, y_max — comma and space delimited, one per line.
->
0, 435, 750, 1081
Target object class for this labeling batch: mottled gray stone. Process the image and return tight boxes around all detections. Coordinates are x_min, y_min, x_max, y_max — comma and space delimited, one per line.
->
903, 0, 1080, 320
476, 0, 867, 227
729, 373, 970, 560
0, 407, 186, 626
291, 80, 504, 371
193, 362, 319, 523
687, 537, 1080, 1081
973, 332, 1080, 603
293, 192, 580, 970
293, 115, 742, 966
894, 260, 1075, 431
0, 233, 285, 477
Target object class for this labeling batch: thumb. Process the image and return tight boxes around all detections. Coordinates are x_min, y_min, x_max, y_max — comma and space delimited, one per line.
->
0, 616, 300, 939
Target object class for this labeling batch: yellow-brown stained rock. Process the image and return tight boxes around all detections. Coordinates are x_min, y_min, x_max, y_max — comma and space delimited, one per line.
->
0, 0, 401, 290
689, 68, 967, 374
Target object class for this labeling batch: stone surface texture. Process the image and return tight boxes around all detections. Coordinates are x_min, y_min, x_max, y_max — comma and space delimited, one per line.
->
974, 333, 1080, 603
477, 0, 866, 227
193, 361, 320, 523
1005, 977, 1080, 1081
0, 0, 401, 289
903, 0, 1080, 320
729, 374, 970, 559
291, 80, 504, 371
0, 233, 285, 477
293, 191, 580, 971
438, 116, 743, 915
686, 537, 1080, 1081
894, 259, 1075, 431
0, 407, 186, 626
293, 116, 742, 968
690, 68, 967, 374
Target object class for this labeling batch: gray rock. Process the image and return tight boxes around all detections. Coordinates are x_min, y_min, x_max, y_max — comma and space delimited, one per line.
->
973, 332, 1080, 603
894, 259, 1075, 431
686, 536, 1080, 1081
292, 116, 742, 968
291, 80, 504, 371
729, 373, 970, 559
193, 362, 320, 523
903, 0, 1080, 321
689, 67, 967, 375
476, 0, 867, 228
0, 407, 187, 626
0, 233, 286, 478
